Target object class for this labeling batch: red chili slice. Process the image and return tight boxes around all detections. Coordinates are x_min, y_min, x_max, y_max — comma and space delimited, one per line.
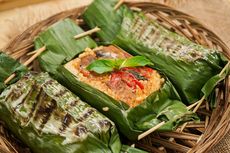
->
80, 69, 90, 77
110, 72, 122, 87
110, 69, 144, 91
133, 79, 144, 89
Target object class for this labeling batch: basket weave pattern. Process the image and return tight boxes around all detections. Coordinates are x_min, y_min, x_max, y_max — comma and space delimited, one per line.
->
1, 2, 229, 153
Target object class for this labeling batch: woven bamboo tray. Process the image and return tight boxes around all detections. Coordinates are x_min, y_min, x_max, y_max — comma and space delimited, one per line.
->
1, 2, 230, 153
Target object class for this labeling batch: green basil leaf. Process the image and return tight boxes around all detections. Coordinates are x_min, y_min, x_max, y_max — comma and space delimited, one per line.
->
114, 59, 124, 69
86, 59, 115, 74
120, 56, 153, 68
87, 56, 153, 74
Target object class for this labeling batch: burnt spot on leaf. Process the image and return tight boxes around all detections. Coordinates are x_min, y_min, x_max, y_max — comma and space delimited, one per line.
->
82, 109, 95, 119
33, 97, 57, 130
60, 113, 72, 132
70, 100, 78, 107
75, 124, 88, 136
54, 89, 68, 97
99, 120, 112, 129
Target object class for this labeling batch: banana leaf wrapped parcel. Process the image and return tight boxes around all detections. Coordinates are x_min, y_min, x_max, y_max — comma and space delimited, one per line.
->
34, 18, 198, 140
0, 72, 121, 153
83, 0, 229, 104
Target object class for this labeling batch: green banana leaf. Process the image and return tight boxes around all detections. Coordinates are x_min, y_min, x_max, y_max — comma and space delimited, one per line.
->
0, 72, 121, 153
0, 52, 28, 93
202, 62, 230, 98
34, 18, 97, 78
34, 18, 198, 140
83, 0, 229, 104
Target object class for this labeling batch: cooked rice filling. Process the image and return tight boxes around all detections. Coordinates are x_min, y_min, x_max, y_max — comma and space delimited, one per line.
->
65, 46, 164, 107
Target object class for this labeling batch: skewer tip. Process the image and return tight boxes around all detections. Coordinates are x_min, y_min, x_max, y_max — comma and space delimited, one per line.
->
74, 27, 101, 39
138, 121, 166, 140
114, 0, 124, 10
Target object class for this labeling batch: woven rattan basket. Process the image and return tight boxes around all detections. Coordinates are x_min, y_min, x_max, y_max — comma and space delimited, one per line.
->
1, 2, 229, 153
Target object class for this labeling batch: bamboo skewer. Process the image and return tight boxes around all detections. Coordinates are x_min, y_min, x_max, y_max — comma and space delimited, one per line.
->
114, 0, 124, 10
23, 46, 46, 66
187, 101, 200, 110
138, 121, 166, 140
74, 27, 101, 39
192, 96, 206, 113
4, 46, 46, 84
4, 73, 16, 85
27, 50, 38, 56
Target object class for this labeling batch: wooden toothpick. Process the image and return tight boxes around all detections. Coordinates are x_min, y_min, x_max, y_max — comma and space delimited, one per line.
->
4, 46, 46, 84
114, 0, 124, 10
138, 121, 166, 140
4, 73, 16, 85
74, 27, 100, 39
187, 101, 200, 110
26, 50, 38, 56
23, 46, 46, 66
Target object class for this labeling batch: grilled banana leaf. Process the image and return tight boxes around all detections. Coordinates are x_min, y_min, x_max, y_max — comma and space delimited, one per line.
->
0, 52, 27, 92
83, 0, 229, 104
34, 18, 198, 140
0, 72, 121, 153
